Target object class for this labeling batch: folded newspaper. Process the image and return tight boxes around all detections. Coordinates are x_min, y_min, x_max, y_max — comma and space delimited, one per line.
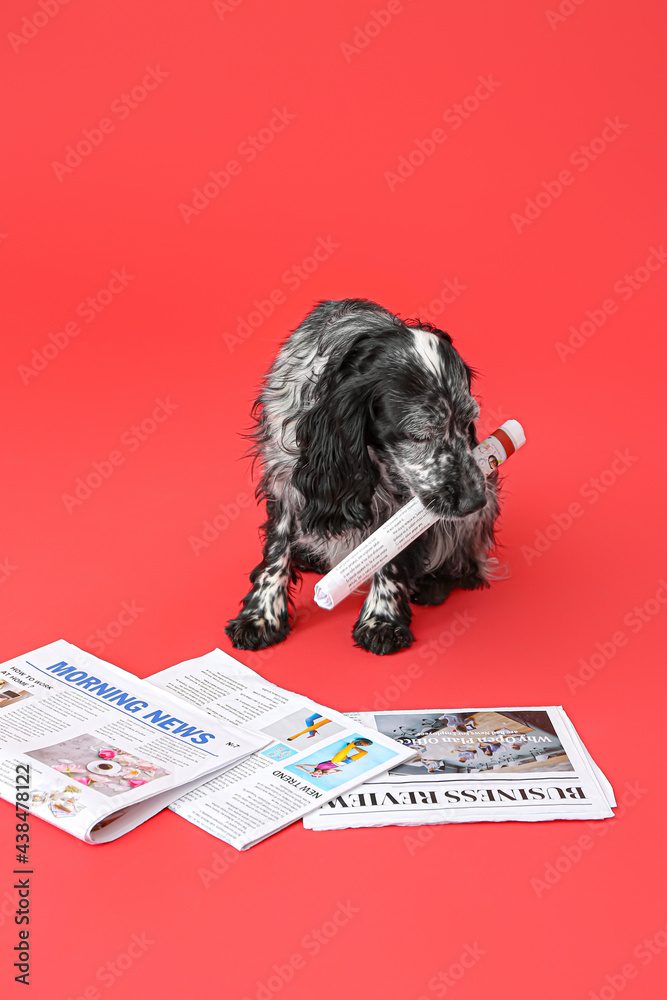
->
0, 641, 267, 843
148, 650, 416, 850
303, 707, 615, 831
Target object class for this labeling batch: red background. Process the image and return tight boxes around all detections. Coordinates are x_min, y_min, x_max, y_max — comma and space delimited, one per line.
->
2, 1, 666, 997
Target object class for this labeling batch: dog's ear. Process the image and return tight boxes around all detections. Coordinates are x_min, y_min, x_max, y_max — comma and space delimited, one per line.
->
293, 344, 379, 537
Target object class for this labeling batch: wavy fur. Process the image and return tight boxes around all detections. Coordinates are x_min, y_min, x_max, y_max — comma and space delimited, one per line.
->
226, 299, 499, 655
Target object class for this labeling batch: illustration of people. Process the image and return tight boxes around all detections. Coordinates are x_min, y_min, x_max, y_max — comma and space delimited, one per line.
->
415, 717, 448, 736
436, 714, 476, 733
488, 454, 499, 472
422, 757, 447, 773
287, 713, 333, 741
478, 741, 503, 757
294, 738, 373, 778
457, 747, 478, 763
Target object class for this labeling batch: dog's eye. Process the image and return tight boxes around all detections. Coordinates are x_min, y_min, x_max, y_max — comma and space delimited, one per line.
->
407, 431, 434, 444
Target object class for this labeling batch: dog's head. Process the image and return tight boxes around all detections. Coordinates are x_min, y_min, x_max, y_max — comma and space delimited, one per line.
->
293, 321, 487, 536
373, 325, 487, 519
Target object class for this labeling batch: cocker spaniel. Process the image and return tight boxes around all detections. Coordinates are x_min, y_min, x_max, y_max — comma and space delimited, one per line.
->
226, 299, 499, 655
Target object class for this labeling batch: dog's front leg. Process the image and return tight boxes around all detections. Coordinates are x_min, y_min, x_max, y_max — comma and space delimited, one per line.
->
226, 500, 294, 651
352, 561, 414, 655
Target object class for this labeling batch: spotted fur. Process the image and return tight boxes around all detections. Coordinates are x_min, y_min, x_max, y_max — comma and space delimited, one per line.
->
226, 299, 499, 655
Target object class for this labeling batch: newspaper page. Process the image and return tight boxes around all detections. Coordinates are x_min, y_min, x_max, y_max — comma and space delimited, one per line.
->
148, 649, 417, 850
0, 641, 267, 843
303, 707, 615, 830
314, 498, 438, 609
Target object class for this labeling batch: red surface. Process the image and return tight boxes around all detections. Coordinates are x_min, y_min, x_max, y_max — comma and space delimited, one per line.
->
1, 1, 666, 997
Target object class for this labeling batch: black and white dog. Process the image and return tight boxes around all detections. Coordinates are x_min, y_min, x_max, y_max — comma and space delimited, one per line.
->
226, 299, 499, 656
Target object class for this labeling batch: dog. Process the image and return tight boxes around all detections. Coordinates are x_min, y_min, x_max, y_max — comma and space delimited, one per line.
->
226, 298, 499, 655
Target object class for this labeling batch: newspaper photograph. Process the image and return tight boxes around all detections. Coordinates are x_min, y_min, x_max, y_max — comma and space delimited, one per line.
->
0, 640, 267, 843
365, 708, 575, 778
148, 649, 416, 850
303, 706, 615, 831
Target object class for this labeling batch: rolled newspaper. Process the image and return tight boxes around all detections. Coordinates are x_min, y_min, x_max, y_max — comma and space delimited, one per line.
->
313, 420, 526, 610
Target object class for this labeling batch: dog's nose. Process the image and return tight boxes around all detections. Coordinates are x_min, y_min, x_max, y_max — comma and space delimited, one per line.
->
457, 491, 487, 516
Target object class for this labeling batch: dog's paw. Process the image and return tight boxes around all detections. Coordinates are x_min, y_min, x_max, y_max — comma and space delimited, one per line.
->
410, 574, 453, 606
352, 618, 415, 656
225, 613, 290, 651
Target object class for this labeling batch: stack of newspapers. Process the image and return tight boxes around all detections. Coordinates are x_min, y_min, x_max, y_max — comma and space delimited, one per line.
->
302, 707, 616, 832
0, 641, 413, 848
0, 641, 614, 849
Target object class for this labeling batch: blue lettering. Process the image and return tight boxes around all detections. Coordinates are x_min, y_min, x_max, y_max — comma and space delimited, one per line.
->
76, 675, 102, 690
125, 699, 148, 714
172, 722, 203, 738
191, 732, 214, 745
94, 683, 122, 699
45, 661, 76, 676
103, 690, 137, 708
142, 709, 174, 725
156, 716, 183, 730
